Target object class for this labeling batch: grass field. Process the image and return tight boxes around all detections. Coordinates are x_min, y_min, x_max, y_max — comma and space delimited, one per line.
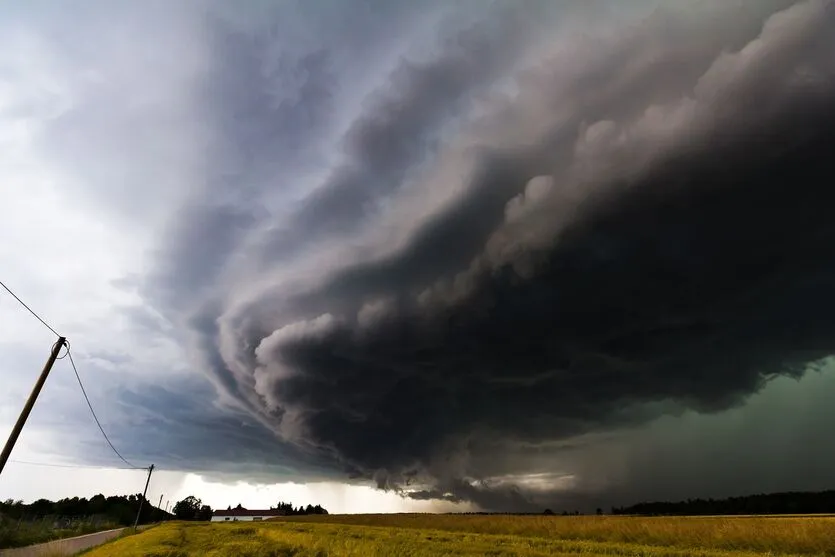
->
82, 514, 835, 557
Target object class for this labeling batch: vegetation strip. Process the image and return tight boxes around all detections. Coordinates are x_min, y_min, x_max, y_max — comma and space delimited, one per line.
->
81, 515, 835, 557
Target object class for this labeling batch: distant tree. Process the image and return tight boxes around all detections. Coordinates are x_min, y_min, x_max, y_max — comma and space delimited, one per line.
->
272, 501, 328, 516
596, 508, 603, 515
543, 508, 554, 515
274, 502, 294, 515
89, 494, 106, 515
30, 499, 52, 516
197, 505, 213, 521
173, 496, 202, 521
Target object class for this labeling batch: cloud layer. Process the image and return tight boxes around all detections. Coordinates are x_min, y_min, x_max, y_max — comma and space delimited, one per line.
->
129, 0, 835, 508
6, 0, 835, 512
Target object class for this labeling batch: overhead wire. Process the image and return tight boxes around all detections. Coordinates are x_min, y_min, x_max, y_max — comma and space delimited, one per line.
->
8, 459, 141, 471
66, 348, 147, 470
1, 277, 149, 471
0, 280, 61, 337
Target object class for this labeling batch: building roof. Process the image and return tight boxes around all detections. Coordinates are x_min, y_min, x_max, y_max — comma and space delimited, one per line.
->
212, 509, 283, 517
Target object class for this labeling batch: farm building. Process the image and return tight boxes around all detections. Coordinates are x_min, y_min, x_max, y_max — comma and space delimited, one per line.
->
211, 508, 284, 522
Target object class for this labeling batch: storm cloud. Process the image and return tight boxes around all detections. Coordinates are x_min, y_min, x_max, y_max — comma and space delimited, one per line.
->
117, 0, 835, 510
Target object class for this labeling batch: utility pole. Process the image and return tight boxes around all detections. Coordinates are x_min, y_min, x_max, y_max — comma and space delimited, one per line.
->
157, 494, 164, 522
0, 337, 67, 475
133, 464, 154, 532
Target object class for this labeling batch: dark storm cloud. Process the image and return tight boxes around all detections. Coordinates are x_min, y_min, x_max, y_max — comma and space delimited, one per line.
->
142, 15, 335, 314
406, 480, 534, 511
142, 0, 466, 313
258, 0, 835, 503
141, 0, 563, 415
137, 0, 835, 510
256, 3, 550, 264
107, 379, 340, 482
39, 368, 339, 481
147, 203, 259, 312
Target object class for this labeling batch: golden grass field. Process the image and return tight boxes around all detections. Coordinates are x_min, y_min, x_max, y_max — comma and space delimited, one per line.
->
82, 514, 835, 557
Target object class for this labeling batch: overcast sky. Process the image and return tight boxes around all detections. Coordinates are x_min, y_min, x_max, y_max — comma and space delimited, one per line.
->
2, 0, 835, 514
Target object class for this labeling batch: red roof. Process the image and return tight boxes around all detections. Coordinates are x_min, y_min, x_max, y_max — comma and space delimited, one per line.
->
213, 509, 284, 517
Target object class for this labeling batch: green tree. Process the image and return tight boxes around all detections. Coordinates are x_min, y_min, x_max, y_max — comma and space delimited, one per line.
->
172, 496, 202, 520
197, 505, 213, 521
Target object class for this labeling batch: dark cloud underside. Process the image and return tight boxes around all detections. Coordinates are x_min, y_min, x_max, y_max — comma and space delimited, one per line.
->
133, 0, 835, 509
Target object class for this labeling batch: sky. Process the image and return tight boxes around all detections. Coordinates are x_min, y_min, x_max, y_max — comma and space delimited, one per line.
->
1, 0, 835, 514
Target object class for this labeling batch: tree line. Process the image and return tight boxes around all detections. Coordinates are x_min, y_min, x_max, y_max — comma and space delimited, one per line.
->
171, 497, 329, 520
270, 502, 328, 515
611, 490, 835, 515
0, 494, 170, 526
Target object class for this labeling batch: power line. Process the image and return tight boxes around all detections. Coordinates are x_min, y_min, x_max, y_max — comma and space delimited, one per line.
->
0, 280, 61, 337
8, 459, 140, 471
1, 277, 149, 471
66, 349, 145, 470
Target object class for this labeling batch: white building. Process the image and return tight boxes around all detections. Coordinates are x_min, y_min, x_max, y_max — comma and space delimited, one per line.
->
211, 509, 284, 522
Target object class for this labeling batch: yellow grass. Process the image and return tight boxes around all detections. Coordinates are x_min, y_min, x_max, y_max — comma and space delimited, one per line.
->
82, 515, 835, 557
281, 514, 835, 555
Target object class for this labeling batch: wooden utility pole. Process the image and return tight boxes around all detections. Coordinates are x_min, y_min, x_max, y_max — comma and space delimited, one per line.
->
0, 337, 67, 475
133, 464, 155, 532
